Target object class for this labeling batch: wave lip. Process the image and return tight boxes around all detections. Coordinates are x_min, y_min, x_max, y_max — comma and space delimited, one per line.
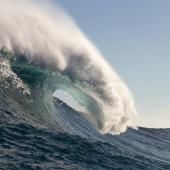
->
0, 0, 138, 134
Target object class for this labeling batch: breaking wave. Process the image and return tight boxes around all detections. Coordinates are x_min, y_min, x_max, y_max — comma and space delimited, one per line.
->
0, 0, 138, 134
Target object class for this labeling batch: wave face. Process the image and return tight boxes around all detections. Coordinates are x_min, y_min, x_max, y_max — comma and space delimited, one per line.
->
0, 0, 138, 134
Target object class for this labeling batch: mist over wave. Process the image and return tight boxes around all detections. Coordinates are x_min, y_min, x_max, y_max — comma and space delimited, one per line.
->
0, 0, 138, 134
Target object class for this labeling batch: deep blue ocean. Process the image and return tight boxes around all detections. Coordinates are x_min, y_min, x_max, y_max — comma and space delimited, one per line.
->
0, 50, 170, 170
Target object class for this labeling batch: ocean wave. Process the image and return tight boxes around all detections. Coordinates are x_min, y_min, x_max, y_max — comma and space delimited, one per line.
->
1, 1, 170, 170
0, 0, 138, 134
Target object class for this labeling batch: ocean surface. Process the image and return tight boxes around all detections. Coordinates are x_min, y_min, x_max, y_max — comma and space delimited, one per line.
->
0, 49, 170, 170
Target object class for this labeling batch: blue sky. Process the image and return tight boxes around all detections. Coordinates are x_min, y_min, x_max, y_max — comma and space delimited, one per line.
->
56, 0, 170, 128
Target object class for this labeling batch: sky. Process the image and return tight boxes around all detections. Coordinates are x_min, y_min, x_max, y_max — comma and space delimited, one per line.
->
56, 0, 170, 128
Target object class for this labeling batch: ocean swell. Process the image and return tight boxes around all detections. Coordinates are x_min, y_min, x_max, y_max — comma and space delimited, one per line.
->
0, 0, 138, 134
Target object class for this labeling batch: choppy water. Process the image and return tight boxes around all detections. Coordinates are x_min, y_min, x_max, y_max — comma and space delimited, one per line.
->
1, 121, 170, 169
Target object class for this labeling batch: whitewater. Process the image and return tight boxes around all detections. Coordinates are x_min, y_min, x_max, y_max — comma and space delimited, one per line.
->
0, 0, 137, 134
